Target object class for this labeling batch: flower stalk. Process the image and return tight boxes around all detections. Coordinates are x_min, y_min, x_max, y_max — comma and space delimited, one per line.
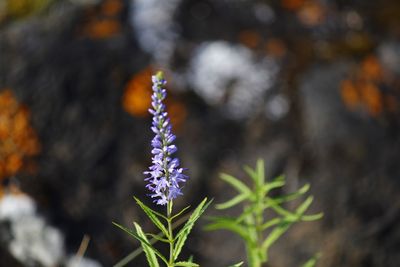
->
114, 71, 211, 267
144, 71, 188, 206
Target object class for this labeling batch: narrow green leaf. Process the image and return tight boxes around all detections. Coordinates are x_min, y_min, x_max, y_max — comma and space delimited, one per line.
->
261, 222, 291, 258
228, 262, 244, 267
133, 223, 160, 267
216, 193, 249, 210
301, 253, 321, 267
134, 197, 169, 237
206, 215, 235, 222
113, 213, 191, 267
175, 261, 199, 266
146, 233, 170, 243
220, 173, 252, 195
296, 196, 314, 215
273, 184, 310, 203
260, 217, 281, 230
171, 205, 191, 221
187, 255, 194, 263
297, 183, 310, 194
175, 198, 210, 240
173, 198, 212, 261
235, 205, 257, 223
134, 197, 168, 220
301, 213, 323, 221
113, 222, 168, 264
265, 197, 295, 218
261, 179, 285, 193
205, 219, 252, 244
243, 165, 258, 183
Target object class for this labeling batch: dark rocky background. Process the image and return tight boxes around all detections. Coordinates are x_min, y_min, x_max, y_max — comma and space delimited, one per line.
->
0, 0, 399, 266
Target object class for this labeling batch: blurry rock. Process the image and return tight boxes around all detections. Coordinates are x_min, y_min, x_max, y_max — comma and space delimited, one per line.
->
66, 255, 103, 267
299, 62, 386, 160
299, 62, 400, 267
131, 0, 182, 65
0, 192, 36, 220
189, 41, 278, 119
0, 193, 65, 267
378, 41, 400, 76
300, 63, 350, 146
265, 94, 290, 121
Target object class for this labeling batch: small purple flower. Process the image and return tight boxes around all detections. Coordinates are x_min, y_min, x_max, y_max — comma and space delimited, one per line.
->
144, 72, 188, 205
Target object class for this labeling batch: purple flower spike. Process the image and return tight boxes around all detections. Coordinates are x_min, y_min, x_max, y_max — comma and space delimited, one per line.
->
144, 71, 187, 205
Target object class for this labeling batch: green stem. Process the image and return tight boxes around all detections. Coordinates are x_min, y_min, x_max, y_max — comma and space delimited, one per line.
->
247, 243, 262, 267
252, 181, 265, 266
167, 200, 174, 267
244, 207, 262, 267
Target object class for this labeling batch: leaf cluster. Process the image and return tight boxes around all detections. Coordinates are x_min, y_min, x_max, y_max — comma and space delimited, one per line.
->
114, 197, 211, 267
205, 159, 323, 267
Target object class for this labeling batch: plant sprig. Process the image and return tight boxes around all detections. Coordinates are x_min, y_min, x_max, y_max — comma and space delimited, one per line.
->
114, 71, 214, 267
206, 159, 323, 267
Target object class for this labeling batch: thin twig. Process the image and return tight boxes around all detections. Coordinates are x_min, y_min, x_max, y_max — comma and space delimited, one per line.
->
74, 234, 91, 266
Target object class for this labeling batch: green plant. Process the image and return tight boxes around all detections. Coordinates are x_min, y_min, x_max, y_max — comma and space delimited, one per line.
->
113, 71, 241, 267
114, 197, 211, 267
206, 159, 323, 267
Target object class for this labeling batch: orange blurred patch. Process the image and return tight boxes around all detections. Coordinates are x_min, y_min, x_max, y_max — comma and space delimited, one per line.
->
297, 1, 325, 27
360, 55, 383, 82
281, 0, 306, 10
101, 0, 123, 17
265, 38, 287, 58
122, 69, 188, 130
340, 79, 360, 110
83, 19, 121, 39
78, 0, 123, 39
123, 68, 153, 117
6, 154, 22, 175
0, 90, 18, 112
166, 100, 187, 132
238, 30, 262, 49
361, 82, 383, 116
339, 54, 399, 118
386, 95, 398, 113
0, 89, 40, 182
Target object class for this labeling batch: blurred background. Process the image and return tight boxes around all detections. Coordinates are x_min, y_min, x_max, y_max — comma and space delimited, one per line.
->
0, 0, 400, 266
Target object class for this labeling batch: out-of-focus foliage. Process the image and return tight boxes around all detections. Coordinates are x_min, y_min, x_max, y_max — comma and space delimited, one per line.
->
0, 0, 53, 24
0, 90, 40, 186
340, 55, 399, 117
78, 0, 123, 39
123, 67, 153, 118
206, 159, 322, 267
123, 67, 187, 130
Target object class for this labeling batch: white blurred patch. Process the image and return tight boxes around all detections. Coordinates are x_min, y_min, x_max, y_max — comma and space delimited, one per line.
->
131, 0, 182, 65
265, 94, 289, 120
67, 255, 103, 267
344, 10, 363, 30
378, 41, 400, 75
189, 41, 278, 119
0, 193, 102, 267
0, 193, 64, 266
9, 216, 65, 267
0, 193, 36, 220
253, 3, 275, 24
